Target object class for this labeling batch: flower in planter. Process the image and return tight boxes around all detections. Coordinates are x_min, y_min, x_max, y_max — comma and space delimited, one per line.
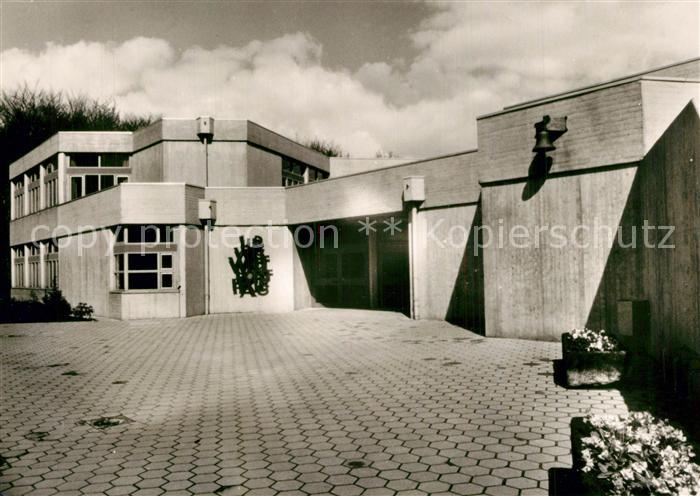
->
569, 327, 619, 353
580, 412, 700, 495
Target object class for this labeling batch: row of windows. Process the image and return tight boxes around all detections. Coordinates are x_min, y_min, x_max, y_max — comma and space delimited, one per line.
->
69, 153, 129, 168
12, 159, 59, 218
282, 157, 329, 187
12, 243, 59, 288
11, 155, 131, 218
114, 225, 175, 244
71, 174, 128, 200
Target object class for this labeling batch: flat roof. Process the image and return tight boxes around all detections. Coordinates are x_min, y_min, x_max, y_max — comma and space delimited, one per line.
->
478, 57, 700, 119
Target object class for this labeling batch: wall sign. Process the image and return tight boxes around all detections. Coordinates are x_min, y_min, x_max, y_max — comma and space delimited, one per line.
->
228, 235, 272, 297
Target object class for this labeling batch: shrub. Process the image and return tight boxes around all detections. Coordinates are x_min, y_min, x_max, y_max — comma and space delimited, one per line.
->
581, 412, 700, 495
72, 302, 94, 320
568, 327, 619, 353
40, 288, 72, 321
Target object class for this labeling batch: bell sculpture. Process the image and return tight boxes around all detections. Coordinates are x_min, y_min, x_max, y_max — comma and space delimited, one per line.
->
532, 115, 567, 153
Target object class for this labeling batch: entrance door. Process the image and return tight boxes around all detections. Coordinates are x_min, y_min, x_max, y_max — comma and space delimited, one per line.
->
377, 235, 409, 315
316, 248, 369, 308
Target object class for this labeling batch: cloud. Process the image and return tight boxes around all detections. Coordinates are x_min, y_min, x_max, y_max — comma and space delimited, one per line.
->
1, 3, 698, 157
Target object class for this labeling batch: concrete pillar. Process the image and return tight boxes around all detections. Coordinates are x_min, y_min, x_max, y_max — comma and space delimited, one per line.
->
10, 180, 15, 220
57, 152, 66, 203
178, 226, 187, 318
23, 245, 29, 289
39, 163, 46, 210
10, 247, 15, 289
23, 173, 29, 216
39, 242, 46, 288
408, 207, 428, 319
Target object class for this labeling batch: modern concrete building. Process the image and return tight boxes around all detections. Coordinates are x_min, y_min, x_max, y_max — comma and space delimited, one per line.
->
8, 59, 699, 363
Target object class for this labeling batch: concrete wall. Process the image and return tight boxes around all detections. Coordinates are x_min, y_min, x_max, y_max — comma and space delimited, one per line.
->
329, 158, 415, 178
481, 167, 637, 341
286, 151, 481, 224
478, 81, 645, 183
205, 188, 286, 226
114, 292, 180, 319
184, 226, 206, 317
592, 102, 700, 356
415, 205, 483, 331
247, 145, 282, 187
292, 237, 316, 310
130, 143, 164, 183
58, 230, 112, 316
207, 226, 295, 314
641, 80, 699, 153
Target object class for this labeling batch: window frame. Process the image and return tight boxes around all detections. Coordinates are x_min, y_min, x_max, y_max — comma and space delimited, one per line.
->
112, 225, 177, 292
114, 252, 176, 291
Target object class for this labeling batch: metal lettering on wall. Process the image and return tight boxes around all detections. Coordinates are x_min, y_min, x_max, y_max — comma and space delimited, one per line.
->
228, 235, 273, 297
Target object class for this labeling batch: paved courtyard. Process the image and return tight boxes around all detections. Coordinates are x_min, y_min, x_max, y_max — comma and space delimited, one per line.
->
0, 309, 631, 495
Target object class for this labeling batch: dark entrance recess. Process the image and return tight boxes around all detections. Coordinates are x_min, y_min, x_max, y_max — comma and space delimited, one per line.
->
298, 217, 409, 315
376, 223, 409, 314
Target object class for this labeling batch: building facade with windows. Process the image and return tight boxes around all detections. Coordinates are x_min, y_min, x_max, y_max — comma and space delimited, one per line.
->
8, 59, 700, 373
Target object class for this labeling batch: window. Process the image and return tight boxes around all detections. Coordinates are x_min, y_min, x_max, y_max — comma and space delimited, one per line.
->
282, 157, 306, 186
114, 252, 175, 291
67, 153, 130, 199
117, 225, 175, 245
308, 167, 329, 182
70, 153, 99, 168
13, 177, 25, 218
26, 168, 41, 214
70, 173, 125, 199
44, 161, 58, 208
85, 175, 99, 195
27, 244, 40, 288
12, 247, 25, 287
101, 153, 129, 168
71, 177, 83, 200
45, 242, 59, 288
69, 153, 129, 168
113, 225, 177, 291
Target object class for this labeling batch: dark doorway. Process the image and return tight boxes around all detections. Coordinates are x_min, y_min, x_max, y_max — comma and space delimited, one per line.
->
314, 220, 369, 308
308, 216, 410, 314
377, 224, 409, 315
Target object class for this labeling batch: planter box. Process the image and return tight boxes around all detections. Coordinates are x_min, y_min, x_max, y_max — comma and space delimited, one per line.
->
562, 333, 626, 387
565, 417, 602, 496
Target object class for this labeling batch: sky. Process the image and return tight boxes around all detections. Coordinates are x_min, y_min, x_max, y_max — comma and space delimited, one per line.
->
1, 1, 698, 157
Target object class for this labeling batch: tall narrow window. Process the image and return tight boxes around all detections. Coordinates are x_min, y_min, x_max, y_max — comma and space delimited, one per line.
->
27, 168, 41, 214
100, 175, 115, 190
45, 163, 58, 208
71, 177, 83, 200
45, 242, 59, 288
85, 175, 99, 195
12, 247, 25, 288
13, 177, 25, 217
27, 244, 40, 288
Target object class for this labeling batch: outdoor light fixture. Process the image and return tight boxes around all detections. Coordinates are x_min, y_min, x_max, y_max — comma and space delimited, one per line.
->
402, 176, 425, 203
532, 115, 567, 153
197, 116, 215, 143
